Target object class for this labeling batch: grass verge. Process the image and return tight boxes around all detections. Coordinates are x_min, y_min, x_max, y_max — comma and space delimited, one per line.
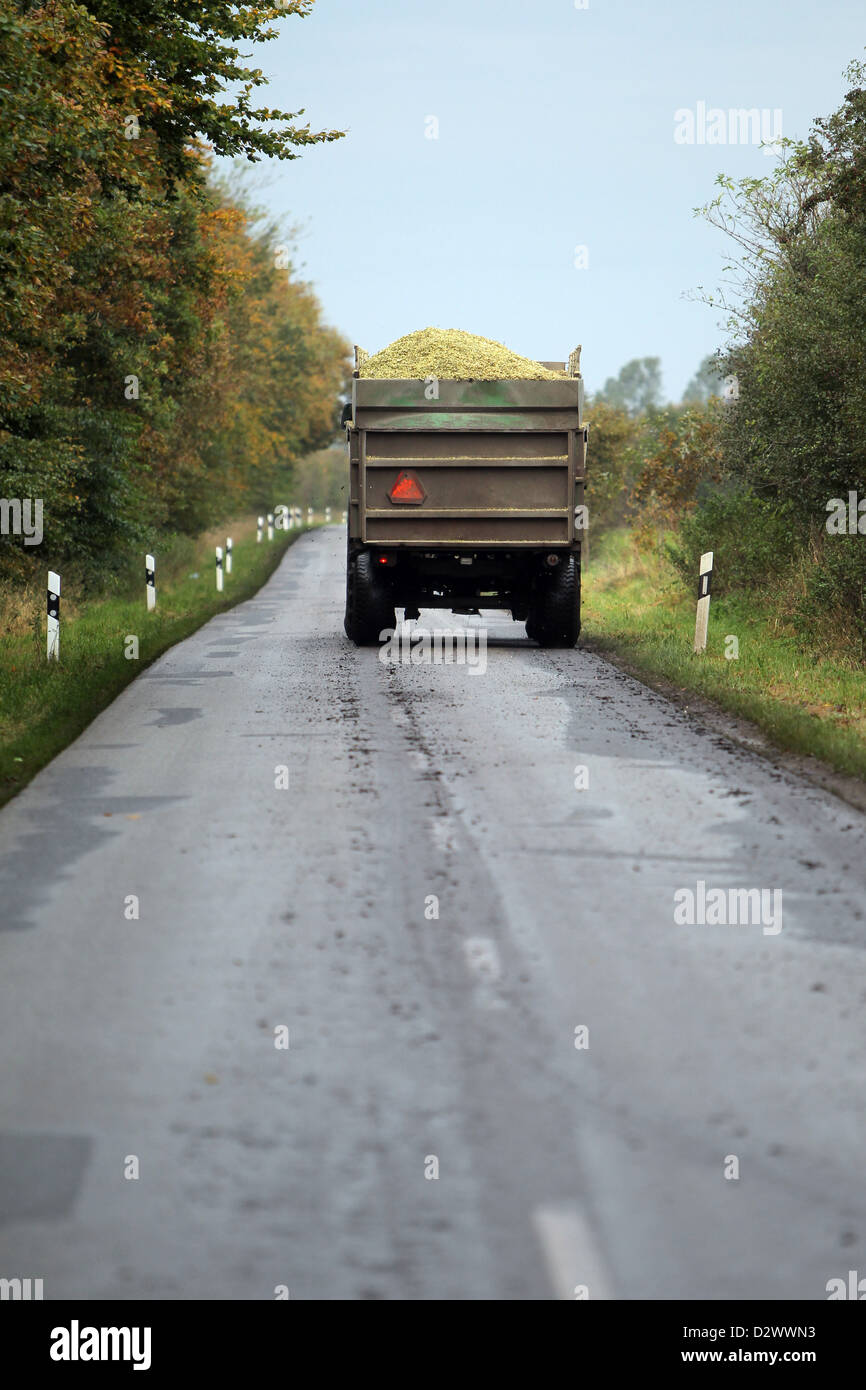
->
583, 529, 866, 782
0, 519, 306, 809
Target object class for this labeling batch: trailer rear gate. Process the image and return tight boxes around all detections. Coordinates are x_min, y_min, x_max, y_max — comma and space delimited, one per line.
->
349, 379, 587, 547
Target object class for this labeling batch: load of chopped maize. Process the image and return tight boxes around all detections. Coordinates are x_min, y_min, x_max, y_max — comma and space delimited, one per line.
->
358, 328, 564, 381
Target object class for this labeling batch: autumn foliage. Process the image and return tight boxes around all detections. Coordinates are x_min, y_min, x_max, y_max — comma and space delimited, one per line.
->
0, 0, 348, 578
631, 408, 723, 543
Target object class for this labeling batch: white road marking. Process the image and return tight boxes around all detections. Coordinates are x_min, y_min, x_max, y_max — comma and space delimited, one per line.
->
532, 1203, 614, 1300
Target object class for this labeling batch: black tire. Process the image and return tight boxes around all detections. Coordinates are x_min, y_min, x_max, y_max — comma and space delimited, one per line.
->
344, 550, 396, 645
526, 557, 580, 648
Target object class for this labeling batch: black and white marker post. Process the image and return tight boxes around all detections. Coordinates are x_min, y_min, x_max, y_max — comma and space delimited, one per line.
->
693, 550, 713, 653
146, 553, 156, 611
267, 513, 274, 542
226, 537, 232, 575
47, 570, 60, 661
257, 516, 263, 543
216, 545, 224, 592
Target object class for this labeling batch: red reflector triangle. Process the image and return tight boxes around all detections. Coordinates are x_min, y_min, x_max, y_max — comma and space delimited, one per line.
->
388, 470, 426, 503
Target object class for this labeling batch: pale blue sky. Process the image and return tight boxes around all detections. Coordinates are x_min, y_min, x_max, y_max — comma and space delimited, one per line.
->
231, 0, 864, 398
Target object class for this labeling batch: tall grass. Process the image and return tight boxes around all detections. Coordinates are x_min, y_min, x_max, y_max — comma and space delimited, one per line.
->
584, 530, 866, 781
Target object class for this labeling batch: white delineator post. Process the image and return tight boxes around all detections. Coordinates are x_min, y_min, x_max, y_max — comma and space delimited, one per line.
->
226, 537, 232, 575
145, 554, 156, 611
307, 507, 314, 524
47, 570, 60, 661
257, 516, 264, 543
693, 551, 713, 653
216, 545, 224, 592
267, 513, 274, 542
325, 506, 332, 522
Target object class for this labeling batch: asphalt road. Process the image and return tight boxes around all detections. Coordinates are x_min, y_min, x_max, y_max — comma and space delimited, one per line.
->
1, 526, 865, 1300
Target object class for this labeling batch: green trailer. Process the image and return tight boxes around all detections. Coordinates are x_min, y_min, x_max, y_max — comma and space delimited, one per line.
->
343, 348, 587, 647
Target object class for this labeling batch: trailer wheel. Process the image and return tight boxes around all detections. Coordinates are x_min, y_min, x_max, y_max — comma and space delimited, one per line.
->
344, 550, 396, 645
527, 558, 580, 648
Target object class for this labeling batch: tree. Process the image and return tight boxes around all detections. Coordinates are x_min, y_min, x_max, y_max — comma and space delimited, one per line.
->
691, 54, 866, 637
84, 1, 344, 179
0, 0, 348, 577
582, 402, 639, 535
631, 408, 722, 543
596, 357, 663, 415
698, 59, 866, 517
682, 355, 725, 405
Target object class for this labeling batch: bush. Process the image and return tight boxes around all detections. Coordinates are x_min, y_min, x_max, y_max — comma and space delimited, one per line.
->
584, 401, 639, 536
667, 486, 801, 596
686, 59, 866, 659
796, 533, 866, 656
631, 405, 721, 544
